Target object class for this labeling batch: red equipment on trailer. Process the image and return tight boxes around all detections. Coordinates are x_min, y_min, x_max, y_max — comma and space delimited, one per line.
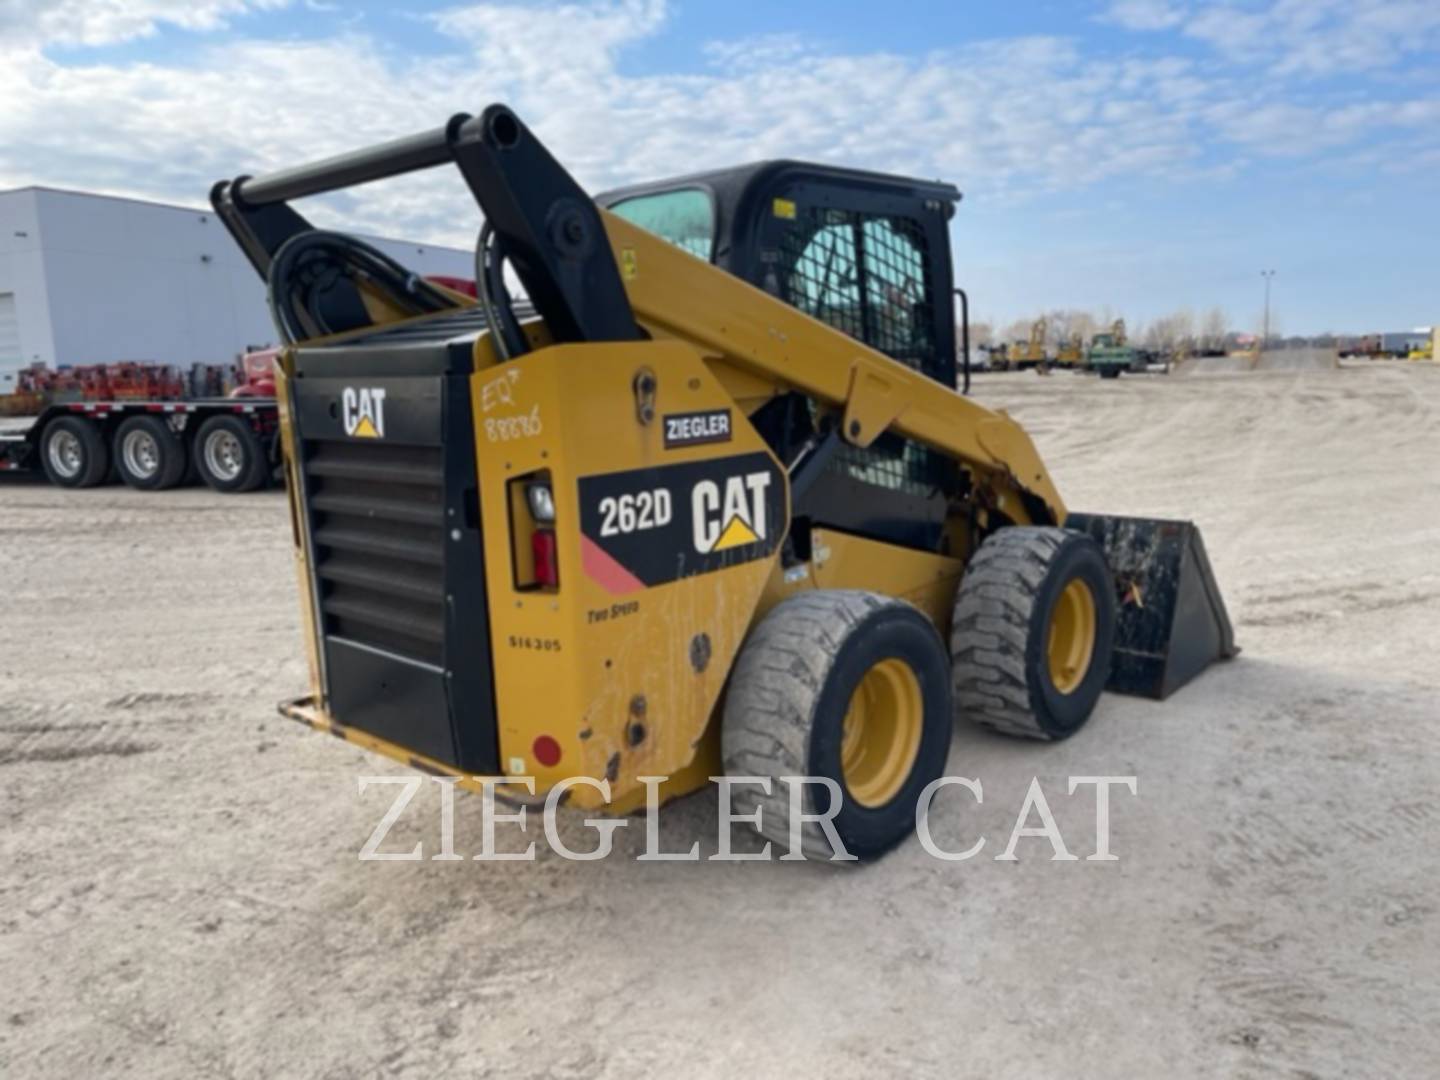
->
2, 276, 476, 494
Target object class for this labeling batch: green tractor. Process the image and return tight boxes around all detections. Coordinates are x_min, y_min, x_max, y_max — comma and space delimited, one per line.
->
1087, 319, 1142, 379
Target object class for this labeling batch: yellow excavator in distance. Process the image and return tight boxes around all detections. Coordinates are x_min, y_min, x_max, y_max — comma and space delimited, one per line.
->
1055, 332, 1085, 369
996, 317, 1050, 372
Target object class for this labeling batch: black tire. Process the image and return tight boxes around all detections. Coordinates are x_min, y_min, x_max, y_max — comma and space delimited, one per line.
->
1099, 368, 1121, 379
38, 416, 110, 488
113, 416, 187, 491
193, 415, 267, 493
951, 526, 1115, 741
721, 590, 953, 861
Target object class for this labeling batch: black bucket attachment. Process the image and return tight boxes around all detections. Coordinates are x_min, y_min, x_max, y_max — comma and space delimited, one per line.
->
1065, 513, 1238, 700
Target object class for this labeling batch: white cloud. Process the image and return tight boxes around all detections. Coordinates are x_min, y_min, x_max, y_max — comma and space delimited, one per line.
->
0, 0, 289, 48
1103, 0, 1187, 32
1111, 0, 1440, 79
0, 0, 1435, 249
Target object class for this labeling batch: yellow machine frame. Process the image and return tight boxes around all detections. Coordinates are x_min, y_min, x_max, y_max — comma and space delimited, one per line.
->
208, 105, 1231, 834
273, 208, 1064, 812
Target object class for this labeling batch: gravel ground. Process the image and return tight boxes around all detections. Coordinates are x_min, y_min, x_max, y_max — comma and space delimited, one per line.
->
2, 360, 1437, 1078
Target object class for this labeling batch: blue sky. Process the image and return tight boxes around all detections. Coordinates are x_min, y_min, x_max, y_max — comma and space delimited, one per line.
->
1, 0, 1437, 334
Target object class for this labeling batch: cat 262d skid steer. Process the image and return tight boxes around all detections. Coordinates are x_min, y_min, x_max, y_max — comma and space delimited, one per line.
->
213, 105, 1235, 859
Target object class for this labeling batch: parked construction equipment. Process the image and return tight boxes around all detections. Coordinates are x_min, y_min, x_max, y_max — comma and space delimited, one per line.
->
1055, 333, 1085, 369
213, 105, 1236, 859
1087, 319, 1142, 379
1002, 317, 1050, 371
1339, 333, 1425, 360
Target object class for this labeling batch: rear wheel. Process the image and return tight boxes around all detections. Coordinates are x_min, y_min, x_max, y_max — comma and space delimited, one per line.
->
113, 416, 187, 490
721, 590, 952, 861
1099, 368, 1121, 379
951, 526, 1115, 740
193, 415, 266, 493
39, 416, 109, 488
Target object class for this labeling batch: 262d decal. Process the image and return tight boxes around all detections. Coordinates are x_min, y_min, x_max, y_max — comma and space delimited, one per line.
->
578, 452, 786, 592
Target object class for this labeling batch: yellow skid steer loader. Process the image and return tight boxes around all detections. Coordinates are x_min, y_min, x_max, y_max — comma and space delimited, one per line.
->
213, 105, 1235, 859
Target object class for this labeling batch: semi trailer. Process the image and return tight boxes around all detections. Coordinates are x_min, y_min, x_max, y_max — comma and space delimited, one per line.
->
0, 357, 279, 491
0, 395, 277, 492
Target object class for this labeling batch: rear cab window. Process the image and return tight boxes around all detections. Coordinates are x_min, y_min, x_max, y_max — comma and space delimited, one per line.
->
608, 189, 715, 261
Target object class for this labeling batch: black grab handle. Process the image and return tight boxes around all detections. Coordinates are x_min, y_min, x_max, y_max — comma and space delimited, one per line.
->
955, 287, 971, 395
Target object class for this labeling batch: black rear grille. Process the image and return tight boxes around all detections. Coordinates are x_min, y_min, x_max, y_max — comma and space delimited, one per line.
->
305, 440, 445, 665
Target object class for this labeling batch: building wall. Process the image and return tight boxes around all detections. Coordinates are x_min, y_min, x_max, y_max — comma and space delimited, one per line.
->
0, 187, 474, 385
0, 190, 58, 394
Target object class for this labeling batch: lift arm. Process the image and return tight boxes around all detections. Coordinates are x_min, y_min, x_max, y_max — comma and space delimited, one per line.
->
214, 103, 1065, 523
599, 210, 1065, 522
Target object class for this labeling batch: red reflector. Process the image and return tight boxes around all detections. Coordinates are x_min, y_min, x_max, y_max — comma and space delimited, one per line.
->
532, 528, 559, 587
533, 735, 562, 768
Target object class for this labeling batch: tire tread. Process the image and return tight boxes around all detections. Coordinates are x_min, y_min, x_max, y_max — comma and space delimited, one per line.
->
951, 526, 1070, 739
721, 590, 892, 861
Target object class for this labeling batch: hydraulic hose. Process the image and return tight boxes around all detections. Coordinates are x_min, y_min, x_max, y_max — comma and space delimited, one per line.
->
267, 230, 456, 345
474, 223, 528, 361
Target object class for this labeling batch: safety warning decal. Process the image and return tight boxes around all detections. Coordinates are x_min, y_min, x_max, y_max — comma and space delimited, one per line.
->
578, 452, 786, 593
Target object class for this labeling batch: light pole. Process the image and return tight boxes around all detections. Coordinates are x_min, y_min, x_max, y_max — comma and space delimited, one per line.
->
1261, 270, 1275, 352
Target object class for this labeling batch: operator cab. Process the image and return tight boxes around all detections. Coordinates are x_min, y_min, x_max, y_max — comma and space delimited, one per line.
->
597, 162, 961, 388
599, 164, 965, 555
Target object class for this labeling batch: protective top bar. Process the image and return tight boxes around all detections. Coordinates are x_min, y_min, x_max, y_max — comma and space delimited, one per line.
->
234, 115, 469, 206
215, 103, 641, 347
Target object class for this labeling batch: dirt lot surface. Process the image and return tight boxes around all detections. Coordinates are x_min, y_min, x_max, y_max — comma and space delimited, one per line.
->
1173, 347, 1340, 376
2, 360, 1437, 1078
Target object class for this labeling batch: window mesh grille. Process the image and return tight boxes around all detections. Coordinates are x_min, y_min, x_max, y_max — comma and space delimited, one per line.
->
779, 206, 945, 498
831, 439, 942, 498
778, 209, 934, 371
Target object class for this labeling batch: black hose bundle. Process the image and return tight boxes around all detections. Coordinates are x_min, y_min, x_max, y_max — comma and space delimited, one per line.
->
474, 222, 528, 360
266, 230, 458, 344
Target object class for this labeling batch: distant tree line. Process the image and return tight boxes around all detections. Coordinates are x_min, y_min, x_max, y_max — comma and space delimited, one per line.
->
968, 306, 1235, 355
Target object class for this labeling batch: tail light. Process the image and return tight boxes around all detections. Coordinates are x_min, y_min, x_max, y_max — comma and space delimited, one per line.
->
509, 469, 558, 590
532, 528, 559, 588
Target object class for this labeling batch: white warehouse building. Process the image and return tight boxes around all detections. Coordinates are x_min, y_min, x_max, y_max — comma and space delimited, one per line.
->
0, 186, 474, 394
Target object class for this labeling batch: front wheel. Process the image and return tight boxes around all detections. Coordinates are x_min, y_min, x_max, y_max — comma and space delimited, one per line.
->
721, 591, 953, 861
951, 526, 1115, 740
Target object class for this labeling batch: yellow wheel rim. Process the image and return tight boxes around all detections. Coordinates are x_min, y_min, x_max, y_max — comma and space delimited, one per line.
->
1047, 578, 1097, 694
840, 658, 924, 808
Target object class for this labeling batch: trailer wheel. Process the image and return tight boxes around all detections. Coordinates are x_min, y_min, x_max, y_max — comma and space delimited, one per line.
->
721, 590, 953, 861
39, 416, 110, 488
194, 415, 267, 493
951, 526, 1115, 740
1099, 368, 1121, 379
113, 416, 187, 490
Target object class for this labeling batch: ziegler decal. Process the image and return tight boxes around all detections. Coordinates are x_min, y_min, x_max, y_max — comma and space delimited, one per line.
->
663, 409, 732, 449
579, 452, 786, 593
342, 386, 387, 439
